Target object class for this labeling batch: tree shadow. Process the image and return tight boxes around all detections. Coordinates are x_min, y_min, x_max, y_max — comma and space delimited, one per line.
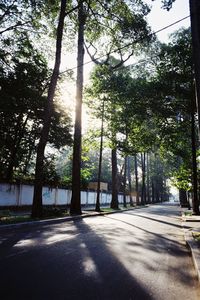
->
0, 206, 199, 300
102, 214, 197, 289
142, 203, 181, 217
121, 211, 191, 229
0, 219, 153, 300
104, 214, 179, 243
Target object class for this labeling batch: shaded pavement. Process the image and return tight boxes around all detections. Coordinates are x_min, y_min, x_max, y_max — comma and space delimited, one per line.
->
0, 203, 200, 299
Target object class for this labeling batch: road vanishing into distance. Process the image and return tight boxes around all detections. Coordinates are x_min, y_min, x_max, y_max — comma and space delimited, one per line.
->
0, 203, 200, 300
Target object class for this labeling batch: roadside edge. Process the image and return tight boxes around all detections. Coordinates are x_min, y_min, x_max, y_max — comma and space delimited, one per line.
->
184, 227, 200, 282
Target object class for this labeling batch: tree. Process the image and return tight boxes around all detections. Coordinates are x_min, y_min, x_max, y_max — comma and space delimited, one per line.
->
32, 0, 67, 218
155, 0, 200, 146
189, 0, 200, 138
0, 53, 47, 180
70, 0, 86, 215
144, 28, 199, 212
122, 156, 127, 208
0, 1, 44, 35
0, 45, 72, 181
134, 154, 140, 205
155, 30, 199, 212
151, 0, 176, 11
70, 0, 152, 213
127, 156, 134, 206
0, 1, 56, 70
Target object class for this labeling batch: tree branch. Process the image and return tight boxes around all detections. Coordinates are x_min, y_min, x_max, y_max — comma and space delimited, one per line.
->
113, 51, 134, 70
0, 0, 17, 23
65, 3, 81, 16
0, 21, 30, 35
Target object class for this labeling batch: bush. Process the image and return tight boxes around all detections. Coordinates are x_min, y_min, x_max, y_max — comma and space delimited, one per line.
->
42, 207, 68, 218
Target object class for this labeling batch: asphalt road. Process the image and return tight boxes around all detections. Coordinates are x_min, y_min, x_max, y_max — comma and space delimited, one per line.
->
0, 203, 200, 300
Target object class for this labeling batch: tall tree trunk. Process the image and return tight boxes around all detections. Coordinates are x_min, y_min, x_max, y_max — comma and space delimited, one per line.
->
127, 156, 134, 206
163, 178, 168, 202
146, 152, 150, 204
32, 0, 67, 218
134, 154, 139, 205
160, 178, 164, 202
154, 155, 160, 203
155, 179, 160, 203
141, 152, 146, 205
189, 0, 200, 137
110, 148, 119, 209
152, 178, 155, 203
123, 156, 127, 208
179, 189, 188, 207
23, 130, 37, 175
96, 99, 104, 212
70, 1, 85, 215
191, 109, 199, 214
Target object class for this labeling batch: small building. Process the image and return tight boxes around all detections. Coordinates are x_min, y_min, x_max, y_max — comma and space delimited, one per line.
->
88, 182, 108, 191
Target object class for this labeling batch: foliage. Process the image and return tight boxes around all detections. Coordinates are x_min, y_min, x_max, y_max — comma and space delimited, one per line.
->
85, 27, 195, 197
85, 61, 156, 155
83, 0, 152, 66
0, 46, 72, 182
171, 165, 192, 191
55, 136, 112, 189
149, 29, 194, 190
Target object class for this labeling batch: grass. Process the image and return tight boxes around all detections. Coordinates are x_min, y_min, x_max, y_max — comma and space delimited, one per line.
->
0, 208, 69, 225
192, 231, 200, 243
101, 207, 119, 213
184, 211, 193, 216
93, 204, 146, 213
0, 215, 32, 225
0, 204, 147, 225
102, 205, 134, 212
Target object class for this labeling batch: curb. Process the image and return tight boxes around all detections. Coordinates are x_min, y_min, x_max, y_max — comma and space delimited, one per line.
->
0, 208, 138, 231
184, 228, 200, 282
182, 217, 200, 222
0, 214, 93, 231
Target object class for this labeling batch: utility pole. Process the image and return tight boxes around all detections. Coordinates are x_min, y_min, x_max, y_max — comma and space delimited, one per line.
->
189, 0, 200, 136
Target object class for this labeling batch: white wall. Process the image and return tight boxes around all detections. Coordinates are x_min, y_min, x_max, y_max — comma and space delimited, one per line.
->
0, 183, 133, 207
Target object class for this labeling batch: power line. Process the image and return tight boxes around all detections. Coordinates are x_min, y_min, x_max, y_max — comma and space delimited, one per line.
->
60, 15, 190, 75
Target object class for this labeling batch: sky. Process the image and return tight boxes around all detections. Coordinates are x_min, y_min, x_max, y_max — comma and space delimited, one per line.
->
145, 0, 190, 42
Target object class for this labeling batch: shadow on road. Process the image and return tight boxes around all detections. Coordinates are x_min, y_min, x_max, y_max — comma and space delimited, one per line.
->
121, 211, 191, 230
0, 218, 153, 300
0, 204, 198, 300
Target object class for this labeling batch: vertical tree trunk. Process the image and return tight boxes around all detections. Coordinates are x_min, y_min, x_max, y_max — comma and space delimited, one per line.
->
141, 152, 146, 205
152, 179, 155, 203
123, 156, 127, 208
70, 1, 85, 215
154, 155, 160, 203
96, 99, 104, 212
160, 178, 164, 202
127, 156, 134, 206
179, 189, 188, 207
110, 148, 119, 209
189, 0, 200, 136
155, 180, 160, 203
23, 131, 37, 175
134, 154, 139, 205
191, 109, 199, 214
162, 178, 168, 202
32, 0, 67, 218
146, 152, 150, 204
